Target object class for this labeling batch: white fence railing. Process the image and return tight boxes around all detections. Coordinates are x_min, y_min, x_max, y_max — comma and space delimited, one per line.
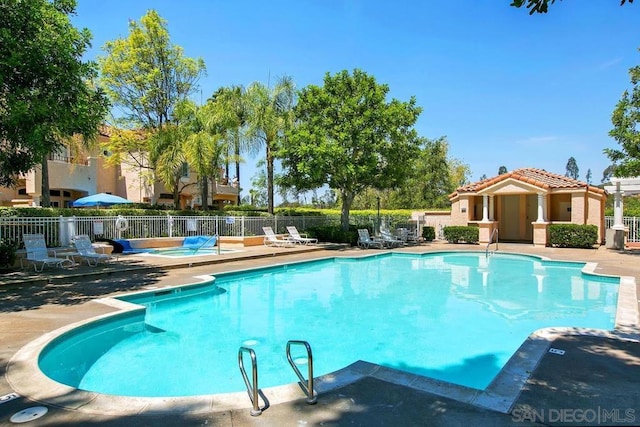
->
0, 214, 409, 247
0, 215, 343, 247
604, 216, 640, 243
3, 214, 634, 246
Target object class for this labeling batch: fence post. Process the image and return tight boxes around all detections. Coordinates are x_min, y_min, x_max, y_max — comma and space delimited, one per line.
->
58, 215, 72, 247
241, 216, 245, 237
168, 214, 173, 238
274, 215, 278, 234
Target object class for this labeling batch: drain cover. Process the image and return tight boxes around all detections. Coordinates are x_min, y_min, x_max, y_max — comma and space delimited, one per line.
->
549, 348, 566, 355
10, 406, 48, 423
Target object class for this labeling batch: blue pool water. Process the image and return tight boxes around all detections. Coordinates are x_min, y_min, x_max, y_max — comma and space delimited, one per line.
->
39, 252, 619, 397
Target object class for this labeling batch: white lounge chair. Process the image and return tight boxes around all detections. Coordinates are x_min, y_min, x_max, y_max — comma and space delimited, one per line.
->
262, 226, 296, 247
72, 235, 115, 266
286, 226, 318, 245
379, 230, 404, 248
357, 229, 384, 249
21, 234, 74, 272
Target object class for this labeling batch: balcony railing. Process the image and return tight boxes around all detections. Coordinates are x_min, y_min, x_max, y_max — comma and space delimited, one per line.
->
48, 153, 89, 166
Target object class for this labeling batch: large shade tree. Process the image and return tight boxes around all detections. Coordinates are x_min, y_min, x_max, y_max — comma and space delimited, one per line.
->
280, 69, 422, 230
606, 53, 640, 177
382, 137, 460, 209
0, 0, 108, 195
98, 9, 205, 205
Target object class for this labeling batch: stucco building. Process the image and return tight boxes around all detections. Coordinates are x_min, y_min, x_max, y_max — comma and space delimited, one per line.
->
0, 128, 238, 209
448, 168, 607, 247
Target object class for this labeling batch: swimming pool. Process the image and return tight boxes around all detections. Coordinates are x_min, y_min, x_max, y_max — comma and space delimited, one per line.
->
38, 252, 619, 397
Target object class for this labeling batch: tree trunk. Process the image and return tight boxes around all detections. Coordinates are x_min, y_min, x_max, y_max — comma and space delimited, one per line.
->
340, 190, 353, 231
201, 175, 209, 210
266, 142, 274, 214
235, 134, 241, 205
173, 174, 180, 209
40, 156, 50, 207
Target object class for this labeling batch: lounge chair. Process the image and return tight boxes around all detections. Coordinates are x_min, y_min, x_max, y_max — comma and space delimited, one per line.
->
262, 226, 296, 247
379, 230, 404, 248
21, 234, 74, 272
72, 235, 116, 266
286, 226, 318, 245
357, 229, 384, 249
396, 228, 419, 246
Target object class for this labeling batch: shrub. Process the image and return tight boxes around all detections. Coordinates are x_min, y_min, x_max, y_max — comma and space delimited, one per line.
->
548, 224, 598, 248
422, 226, 435, 242
307, 224, 359, 245
442, 226, 479, 244
0, 238, 19, 269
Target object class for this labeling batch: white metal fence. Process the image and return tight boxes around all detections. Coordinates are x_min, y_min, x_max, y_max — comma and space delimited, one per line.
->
0, 215, 342, 247
1, 215, 636, 247
0, 214, 410, 247
604, 216, 640, 243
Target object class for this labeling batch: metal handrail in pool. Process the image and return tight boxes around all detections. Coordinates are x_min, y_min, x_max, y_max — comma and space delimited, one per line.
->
286, 340, 317, 404
486, 228, 499, 257
238, 347, 263, 416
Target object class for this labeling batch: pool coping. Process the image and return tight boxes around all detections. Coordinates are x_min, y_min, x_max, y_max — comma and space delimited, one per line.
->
6, 251, 639, 416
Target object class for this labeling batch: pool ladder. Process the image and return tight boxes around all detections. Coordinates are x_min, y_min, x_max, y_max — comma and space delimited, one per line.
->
238, 339, 317, 417
485, 228, 499, 257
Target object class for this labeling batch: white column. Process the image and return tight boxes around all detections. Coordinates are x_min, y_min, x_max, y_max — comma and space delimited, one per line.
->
482, 195, 489, 222
536, 194, 546, 223
613, 181, 625, 230
489, 196, 495, 221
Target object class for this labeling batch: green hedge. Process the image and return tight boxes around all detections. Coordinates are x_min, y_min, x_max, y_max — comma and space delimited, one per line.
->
307, 224, 359, 246
0, 238, 19, 269
442, 226, 479, 244
422, 226, 435, 242
548, 224, 598, 248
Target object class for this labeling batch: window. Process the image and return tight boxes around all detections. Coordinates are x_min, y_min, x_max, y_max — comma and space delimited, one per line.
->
63, 191, 71, 197
181, 162, 189, 178
159, 193, 173, 199
49, 190, 61, 197
18, 188, 27, 195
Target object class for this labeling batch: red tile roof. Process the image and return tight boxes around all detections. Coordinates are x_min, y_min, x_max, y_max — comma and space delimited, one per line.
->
450, 168, 606, 198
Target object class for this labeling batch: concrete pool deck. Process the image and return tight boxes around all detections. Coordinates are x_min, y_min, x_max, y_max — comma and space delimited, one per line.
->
1, 242, 639, 426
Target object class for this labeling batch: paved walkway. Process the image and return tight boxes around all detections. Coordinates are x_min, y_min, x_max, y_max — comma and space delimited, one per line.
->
1, 242, 639, 426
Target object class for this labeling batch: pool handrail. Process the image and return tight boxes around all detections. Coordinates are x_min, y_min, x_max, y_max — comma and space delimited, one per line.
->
485, 228, 499, 257
286, 340, 317, 405
238, 346, 263, 416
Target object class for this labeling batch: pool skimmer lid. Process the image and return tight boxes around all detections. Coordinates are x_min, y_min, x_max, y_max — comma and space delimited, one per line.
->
549, 348, 565, 355
10, 406, 48, 423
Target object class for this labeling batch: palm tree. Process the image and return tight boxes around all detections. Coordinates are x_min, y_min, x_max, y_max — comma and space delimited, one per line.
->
152, 124, 188, 209
245, 76, 295, 214
211, 85, 254, 205
159, 100, 227, 210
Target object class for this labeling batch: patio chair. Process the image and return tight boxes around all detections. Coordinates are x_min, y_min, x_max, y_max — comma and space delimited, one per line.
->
21, 234, 74, 272
286, 226, 318, 245
357, 229, 384, 249
72, 235, 116, 266
379, 224, 405, 248
262, 226, 296, 247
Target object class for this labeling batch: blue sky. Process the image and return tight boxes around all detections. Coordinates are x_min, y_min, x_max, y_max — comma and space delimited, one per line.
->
72, 0, 640, 195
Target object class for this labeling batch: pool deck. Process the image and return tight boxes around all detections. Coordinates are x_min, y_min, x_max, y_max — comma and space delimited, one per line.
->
1, 241, 639, 426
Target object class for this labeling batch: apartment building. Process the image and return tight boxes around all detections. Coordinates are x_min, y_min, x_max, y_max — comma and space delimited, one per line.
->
0, 128, 238, 209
